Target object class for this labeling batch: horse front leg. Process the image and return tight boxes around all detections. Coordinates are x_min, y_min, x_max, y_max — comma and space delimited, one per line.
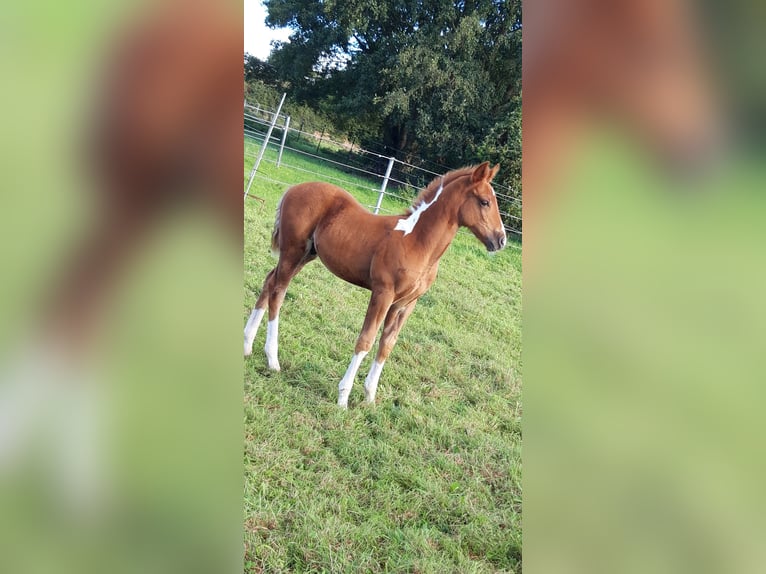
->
364, 299, 418, 404
337, 290, 394, 408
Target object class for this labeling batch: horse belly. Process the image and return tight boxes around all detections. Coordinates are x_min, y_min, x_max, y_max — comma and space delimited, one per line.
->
313, 224, 375, 290
315, 239, 373, 289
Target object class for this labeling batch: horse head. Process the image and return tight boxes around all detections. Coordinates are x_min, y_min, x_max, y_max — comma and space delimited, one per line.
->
457, 162, 507, 252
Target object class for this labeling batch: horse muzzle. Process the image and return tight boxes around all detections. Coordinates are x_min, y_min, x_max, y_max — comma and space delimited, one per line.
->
485, 232, 507, 252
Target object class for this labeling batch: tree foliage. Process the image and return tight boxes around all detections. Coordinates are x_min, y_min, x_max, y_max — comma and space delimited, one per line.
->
244, 53, 278, 86
263, 0, 521, 186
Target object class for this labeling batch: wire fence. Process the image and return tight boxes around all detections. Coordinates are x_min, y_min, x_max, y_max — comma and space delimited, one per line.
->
244, 101, 522, 241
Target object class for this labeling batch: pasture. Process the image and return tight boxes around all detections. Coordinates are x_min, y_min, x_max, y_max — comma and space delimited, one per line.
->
243, 139, 522, 573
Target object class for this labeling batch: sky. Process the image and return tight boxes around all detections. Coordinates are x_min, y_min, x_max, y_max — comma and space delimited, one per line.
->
244, 0, 292, 59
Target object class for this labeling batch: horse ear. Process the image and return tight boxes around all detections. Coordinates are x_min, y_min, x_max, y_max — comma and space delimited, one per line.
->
472, 161, 491, 183
490, 164, 501, 180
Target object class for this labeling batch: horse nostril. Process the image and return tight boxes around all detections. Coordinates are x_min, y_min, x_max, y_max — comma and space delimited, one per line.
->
498, 234, 507, 249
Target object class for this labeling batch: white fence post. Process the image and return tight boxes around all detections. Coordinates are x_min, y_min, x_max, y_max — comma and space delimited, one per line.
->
245, 92, 287, 199
374, 156, 396, 214
276, 115, 290, 168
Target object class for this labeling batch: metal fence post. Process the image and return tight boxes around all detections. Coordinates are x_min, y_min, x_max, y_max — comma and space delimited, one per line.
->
276, 115, 290, 168
374, 156, 396, 214
315, 127, 326, 153
245, 92, 286, 199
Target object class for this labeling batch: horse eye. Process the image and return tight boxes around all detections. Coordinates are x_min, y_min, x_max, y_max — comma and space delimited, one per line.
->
479, 199, 490, 207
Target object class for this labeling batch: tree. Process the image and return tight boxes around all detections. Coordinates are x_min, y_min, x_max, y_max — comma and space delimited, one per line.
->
264, 0, 521, 171
477, 94, 522, 232
244, 52, 278, 86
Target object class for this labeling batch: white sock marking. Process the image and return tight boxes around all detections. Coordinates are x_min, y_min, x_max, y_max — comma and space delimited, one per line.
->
364, 360, 385, 404
244, 307, 266, 356
264, 317, 280, 371
394, 179, 444, 236
337, 351, 368, 408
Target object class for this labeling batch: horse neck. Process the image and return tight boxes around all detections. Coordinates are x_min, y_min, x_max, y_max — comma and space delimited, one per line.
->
406, 185, 462, 262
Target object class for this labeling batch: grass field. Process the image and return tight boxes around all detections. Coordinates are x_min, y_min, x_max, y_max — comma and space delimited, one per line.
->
243, 138, 522, 573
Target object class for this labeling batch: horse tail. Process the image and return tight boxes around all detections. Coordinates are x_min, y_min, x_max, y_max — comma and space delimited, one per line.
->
270, 192, 285, 257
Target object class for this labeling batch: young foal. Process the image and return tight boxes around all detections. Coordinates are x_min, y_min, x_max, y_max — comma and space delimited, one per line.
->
244, 162, 507, 407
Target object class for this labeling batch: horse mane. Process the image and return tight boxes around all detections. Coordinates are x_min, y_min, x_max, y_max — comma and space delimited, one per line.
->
404, 165, 477, 215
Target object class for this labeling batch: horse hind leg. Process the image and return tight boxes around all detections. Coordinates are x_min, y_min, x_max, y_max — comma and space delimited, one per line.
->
244, 241, 315, 368
244, 270, 275, 356
264, 244, 318, 370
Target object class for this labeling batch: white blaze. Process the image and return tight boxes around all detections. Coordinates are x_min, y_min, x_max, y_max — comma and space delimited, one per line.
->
394, 180, 445, 236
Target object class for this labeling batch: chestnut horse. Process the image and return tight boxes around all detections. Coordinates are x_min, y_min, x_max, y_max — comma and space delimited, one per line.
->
244, 162, 506, 408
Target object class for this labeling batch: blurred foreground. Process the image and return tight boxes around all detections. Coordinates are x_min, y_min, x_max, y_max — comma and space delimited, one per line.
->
525, 1, 766, 573
1, 1, 243, 572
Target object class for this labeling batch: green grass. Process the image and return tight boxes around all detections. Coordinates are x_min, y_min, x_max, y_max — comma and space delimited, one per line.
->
244, 140, 522, 573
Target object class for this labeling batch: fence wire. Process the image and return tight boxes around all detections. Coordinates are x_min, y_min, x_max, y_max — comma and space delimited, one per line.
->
244, 104, 522, 240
